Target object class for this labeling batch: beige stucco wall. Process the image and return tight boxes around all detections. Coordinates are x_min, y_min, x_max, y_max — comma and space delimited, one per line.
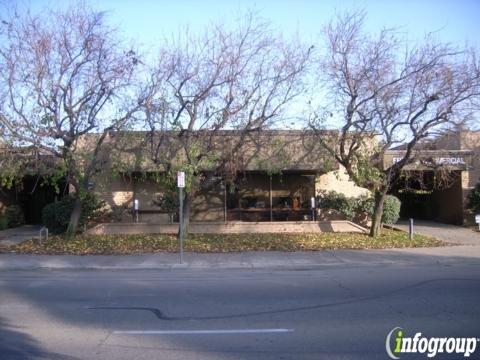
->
431, 130, 480, 191
316, 167, 370, 198
100, 178, 134, 208
191, 184, 225, 222
86, 220, 367, 235
420, 130, 479, 223
460, 131, 480, 222
93, 172, 227, 223
460, 131, 480, 188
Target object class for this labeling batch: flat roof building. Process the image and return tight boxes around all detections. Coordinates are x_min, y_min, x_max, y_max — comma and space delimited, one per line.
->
1, 130, 479, 226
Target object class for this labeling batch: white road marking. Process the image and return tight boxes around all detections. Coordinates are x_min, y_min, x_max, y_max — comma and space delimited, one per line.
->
113, 329, 294, 335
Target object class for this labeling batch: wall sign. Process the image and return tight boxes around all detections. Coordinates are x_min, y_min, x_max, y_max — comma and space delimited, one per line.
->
392, 157, 466, 165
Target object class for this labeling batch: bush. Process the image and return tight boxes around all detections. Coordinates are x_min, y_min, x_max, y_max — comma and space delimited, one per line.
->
317, 191, 356, 221
381, 195, 401, 224
318, 191, 401, 224
355, 195, 374, 214
0, 216, 8, 230
5, 205, 25, 228
467, 183, 480, 213
41, 192, 105, 234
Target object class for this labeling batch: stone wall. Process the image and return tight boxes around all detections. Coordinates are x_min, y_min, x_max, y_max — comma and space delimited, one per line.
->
86, 220, 368, 235
316, 166, 370, 198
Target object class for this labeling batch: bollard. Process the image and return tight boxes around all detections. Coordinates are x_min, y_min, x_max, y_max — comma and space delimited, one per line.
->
39, 227, 48, 245
409, 218, 414, 240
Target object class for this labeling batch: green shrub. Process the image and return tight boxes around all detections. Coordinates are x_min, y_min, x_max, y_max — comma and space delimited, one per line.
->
5, 205, 25, 228
0, 216, 8, 230
317, 191, 356, 220
381, 195, 401, 224
151, 192, 178, 212
355, 195, 374, 214
41, 192, 105, 234
467, 183, 480, 213
318, 191, 401, 224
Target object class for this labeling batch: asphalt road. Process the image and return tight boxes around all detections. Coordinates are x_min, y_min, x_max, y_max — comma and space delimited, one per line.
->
1, 261, 480, 360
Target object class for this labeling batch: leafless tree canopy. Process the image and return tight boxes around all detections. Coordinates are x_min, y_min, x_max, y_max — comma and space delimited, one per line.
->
140, 15, 311, 237
309, 11, 480, 236
0, 4, 153, 234
146, 15, 310, 165
1, 5, 478, 238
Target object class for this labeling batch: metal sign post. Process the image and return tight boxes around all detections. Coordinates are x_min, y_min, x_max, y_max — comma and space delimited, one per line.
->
409, 218, 414, 240
311, 197, 316, 222
134, 199, 139, 223
178, 172, 185, 264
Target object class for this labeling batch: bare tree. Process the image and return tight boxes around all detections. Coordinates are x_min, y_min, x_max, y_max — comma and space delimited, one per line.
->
144, 15, 311, 239
0, 4, 153, 236
309, 11, 480, 237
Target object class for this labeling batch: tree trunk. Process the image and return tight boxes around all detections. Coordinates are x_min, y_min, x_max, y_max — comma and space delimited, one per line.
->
66, 196, 82, 239
369, 187, 388, 238
178, 192, 191, 241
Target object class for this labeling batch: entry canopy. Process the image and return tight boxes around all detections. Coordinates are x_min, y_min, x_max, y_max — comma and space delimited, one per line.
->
383, 150, 473, 171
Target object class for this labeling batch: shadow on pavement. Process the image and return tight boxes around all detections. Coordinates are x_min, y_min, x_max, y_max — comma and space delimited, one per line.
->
1, 250, 480, 360
0, 316, 79, 360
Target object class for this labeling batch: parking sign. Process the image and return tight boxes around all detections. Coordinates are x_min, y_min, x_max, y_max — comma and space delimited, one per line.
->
177, 171, 185, 188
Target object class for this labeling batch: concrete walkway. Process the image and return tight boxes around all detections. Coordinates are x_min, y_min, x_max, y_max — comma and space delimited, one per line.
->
1, 244, 480, 270
393, 220, 480, 245
1, 220, 479, 271
0, 225, 42, 246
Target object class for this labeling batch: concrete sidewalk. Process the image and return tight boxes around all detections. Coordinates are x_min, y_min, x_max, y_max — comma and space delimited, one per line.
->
1, 245, 480, 270
0, 225, 42, 246
393, 220, 480, 245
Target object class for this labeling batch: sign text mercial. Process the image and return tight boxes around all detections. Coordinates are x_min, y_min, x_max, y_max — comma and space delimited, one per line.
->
391, 157, 466, 166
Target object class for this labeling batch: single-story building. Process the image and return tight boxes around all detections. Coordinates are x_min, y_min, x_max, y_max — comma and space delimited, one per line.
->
90, 129, 479, 226
1, 129, 479, 226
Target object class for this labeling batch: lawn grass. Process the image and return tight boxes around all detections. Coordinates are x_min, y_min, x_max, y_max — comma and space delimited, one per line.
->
6, 229, 446, 255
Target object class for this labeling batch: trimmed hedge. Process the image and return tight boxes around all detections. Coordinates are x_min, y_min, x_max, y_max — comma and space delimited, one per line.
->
41, 193, 104, 234
318, 191, 401, 224
317, 191, 356, 220
382, 195, 401, 224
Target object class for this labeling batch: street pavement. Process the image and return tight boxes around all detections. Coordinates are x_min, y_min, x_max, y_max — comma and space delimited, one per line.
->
1, 259, 479, 360
1, 222, 479, 359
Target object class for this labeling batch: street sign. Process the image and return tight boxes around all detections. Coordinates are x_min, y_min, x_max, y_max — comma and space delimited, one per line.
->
310, 197, 316, 222
134, 199, 139, 223
177, 171, 185, 263
177, 171, 185, 188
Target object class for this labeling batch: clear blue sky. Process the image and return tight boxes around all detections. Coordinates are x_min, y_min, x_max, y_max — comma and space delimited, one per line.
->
17, 0, 480, 130
28, 0, 480, 50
